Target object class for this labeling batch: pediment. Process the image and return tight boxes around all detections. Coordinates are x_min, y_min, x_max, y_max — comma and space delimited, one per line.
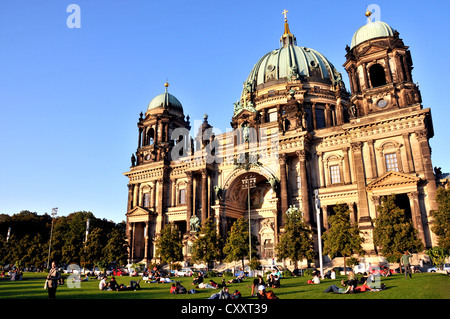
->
367, 171, 420, 190
234, 108, 258, 118
126, 206, 155, 219
358, 43, 387, 57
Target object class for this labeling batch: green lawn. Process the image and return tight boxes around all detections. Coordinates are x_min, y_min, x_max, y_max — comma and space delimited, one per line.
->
0, 272, 449, 300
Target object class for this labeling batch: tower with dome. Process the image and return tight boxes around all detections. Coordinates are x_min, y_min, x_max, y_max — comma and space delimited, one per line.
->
124, 9, 438, 265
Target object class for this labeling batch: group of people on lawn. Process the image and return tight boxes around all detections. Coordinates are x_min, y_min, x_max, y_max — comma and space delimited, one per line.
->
98, 275, 141, 291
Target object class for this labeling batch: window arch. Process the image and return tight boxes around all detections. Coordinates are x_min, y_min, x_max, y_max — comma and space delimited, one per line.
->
376, 140, 404, 173
369, 64, 387, 88
324, 154, 344, 186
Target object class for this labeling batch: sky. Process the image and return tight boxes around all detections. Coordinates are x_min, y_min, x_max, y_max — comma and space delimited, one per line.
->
0, 0, 449, 224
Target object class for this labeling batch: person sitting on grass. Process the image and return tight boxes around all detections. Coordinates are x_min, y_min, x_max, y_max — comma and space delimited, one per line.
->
108, 276, 119, 291
99, 276, 108, 291
176, 282, 187, 294
307, 273, 320, 284
192, 273, 203, 285
170, 283, 177, 294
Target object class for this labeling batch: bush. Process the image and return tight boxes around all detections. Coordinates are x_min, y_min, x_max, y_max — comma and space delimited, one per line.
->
223, 271, 233, 277
282, 269, 293, 277
249, 258, 261, 271
207, 270, 218, 277
172, 263, 182, 271
304, 269, 315, 277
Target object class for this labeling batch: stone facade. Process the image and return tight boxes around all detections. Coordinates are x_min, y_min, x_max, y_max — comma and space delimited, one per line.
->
124, 14, 439, 265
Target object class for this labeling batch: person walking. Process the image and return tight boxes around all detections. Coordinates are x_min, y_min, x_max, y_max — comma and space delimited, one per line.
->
46, 261, 61, 299
401, 251, 413, 279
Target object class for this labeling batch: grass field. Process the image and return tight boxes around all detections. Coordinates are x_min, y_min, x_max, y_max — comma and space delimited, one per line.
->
0, 271, 449, 300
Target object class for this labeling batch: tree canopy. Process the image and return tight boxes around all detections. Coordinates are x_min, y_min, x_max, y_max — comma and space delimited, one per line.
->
322, 204, 364, 271
191, 218, 222, 269
276, 207, 314, 268
0, 210, 127, 269
373, 195, 423, 263
223, 217, 259, 268
431, 187, 450, 251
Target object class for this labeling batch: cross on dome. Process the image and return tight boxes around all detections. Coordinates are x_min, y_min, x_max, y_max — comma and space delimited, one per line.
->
282, 9, 288, 21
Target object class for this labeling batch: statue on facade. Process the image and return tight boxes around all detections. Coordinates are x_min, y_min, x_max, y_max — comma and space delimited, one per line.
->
214, 185, 223, 201
190, 214, 200, 232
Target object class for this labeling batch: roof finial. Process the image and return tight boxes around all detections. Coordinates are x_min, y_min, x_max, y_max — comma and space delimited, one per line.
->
280, 9, 296, 47
365, 9, 372, 23
164, 80, 169, 93
282, 9, 288, 22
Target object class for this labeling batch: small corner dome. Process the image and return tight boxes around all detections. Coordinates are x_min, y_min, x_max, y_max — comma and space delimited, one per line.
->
146, 83, 184, 116
350, 20, 395, 49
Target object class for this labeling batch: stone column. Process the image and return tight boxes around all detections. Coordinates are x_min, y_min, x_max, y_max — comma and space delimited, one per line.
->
402, 133, 414, 173
415, 130, 438, 210
201, 169, 208, 223
348, 202, 357, 225
325, 104, 331, 127
311, 103, 317, 130
132, 183, 140, 209
321, 205, 329, 230
342, 147, 351, 184
127, 184, 134, 211
130, 223, 135, 263
408, 191, 426, 246
362, 63, 370, 90
279, 153, 289, 227
150, 181, 156, 209
366, 140, 378, 179
350, 142, 370, 221
156, 178, 165, 232
317, 152, 325, 187
297, 150, 311, 224
144, 221, 149, 263
384, 56, 393, 83
186, 171, 193, 231
370, 196, 381, 219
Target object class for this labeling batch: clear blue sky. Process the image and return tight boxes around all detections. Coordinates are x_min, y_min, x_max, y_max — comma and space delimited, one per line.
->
0, 0, 449, 223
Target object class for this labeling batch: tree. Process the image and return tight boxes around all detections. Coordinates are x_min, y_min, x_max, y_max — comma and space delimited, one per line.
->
155, 223, 183, 272
23, 233, 46, 267
426, 246, 449, 269
276, 207, 314, 269
191, 218, 222, 270
0, 210, 127, 269
373, 195, 424, 267
322, 204, 365, 274
83, 227, 104, 266
223, 217, 259, 268
103, 226, 128, 265
431, 187, 450, 251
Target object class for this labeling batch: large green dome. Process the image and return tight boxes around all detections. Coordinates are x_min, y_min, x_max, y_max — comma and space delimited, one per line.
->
244, 19, 343, 92
245, 45, 342, 88
350, 20, 395, 49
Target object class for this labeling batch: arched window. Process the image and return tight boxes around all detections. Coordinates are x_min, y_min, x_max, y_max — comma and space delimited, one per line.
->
369, 64, 387, 88
147, 127, 154, 145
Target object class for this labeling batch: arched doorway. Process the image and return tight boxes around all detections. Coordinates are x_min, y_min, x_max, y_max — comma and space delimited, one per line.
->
221, 170, 279, 261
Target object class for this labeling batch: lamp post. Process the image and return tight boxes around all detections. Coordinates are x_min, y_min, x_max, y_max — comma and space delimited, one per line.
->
242, 175, 256, 264
314, 190, 324, 278
47, 208, 58, 268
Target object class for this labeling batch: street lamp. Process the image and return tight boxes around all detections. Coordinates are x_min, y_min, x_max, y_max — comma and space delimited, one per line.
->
242, 175, 256, 263
47, 208, 58, 268
314, 190, 324, 278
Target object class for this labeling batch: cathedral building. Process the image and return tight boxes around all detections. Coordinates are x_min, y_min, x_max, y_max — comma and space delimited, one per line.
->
124, 10, 438, 265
